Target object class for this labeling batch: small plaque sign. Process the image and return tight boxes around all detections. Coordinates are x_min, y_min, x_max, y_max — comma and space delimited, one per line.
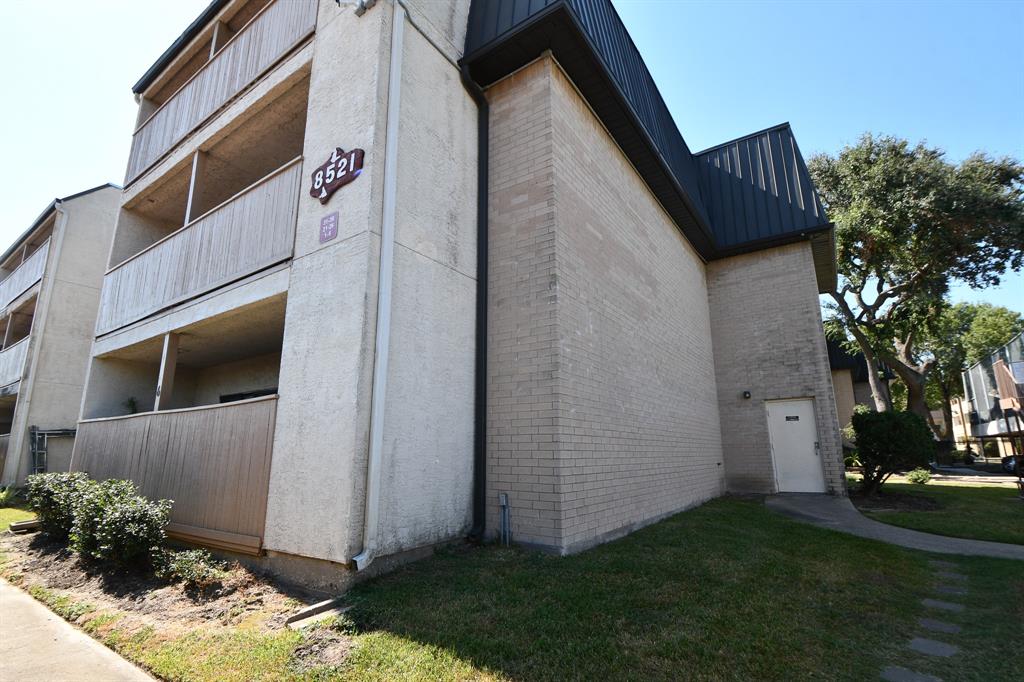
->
785, 416, 799, 421
320, 212, 339, 243
310, 147, 364, 204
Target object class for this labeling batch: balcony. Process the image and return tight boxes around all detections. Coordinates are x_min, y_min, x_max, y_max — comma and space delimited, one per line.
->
0, 338, 28, 389
97, 157, 302, 335
73, 395, 278, 553
125, 0, 317, 184
0, 239, 48, 311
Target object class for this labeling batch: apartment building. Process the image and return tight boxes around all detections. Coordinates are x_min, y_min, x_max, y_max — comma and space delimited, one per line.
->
71, 0, 843, 587
953, 332, 1023, 462
0, 185, 119, 484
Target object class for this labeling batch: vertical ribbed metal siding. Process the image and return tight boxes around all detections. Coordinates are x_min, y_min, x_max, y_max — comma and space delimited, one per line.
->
566, 0, 706, 222
695, 125, 827, 248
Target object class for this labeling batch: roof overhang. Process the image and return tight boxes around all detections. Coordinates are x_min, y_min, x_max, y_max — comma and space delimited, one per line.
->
132, 0, 230, 94
463, 1, 718, 258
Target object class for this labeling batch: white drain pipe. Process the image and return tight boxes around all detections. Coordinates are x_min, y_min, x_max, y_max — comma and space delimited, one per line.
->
353, 0, 404, 572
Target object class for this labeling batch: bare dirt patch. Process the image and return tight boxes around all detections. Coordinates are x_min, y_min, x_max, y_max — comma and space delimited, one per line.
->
0, 529, 353, 673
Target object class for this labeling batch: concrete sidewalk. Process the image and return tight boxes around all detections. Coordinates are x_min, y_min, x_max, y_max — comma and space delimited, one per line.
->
0, 579, 152, 681
765, 494, 1024, 561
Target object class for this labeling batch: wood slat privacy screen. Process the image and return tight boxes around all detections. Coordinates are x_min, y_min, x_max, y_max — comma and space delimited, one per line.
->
0, 240, 48, 311
72, 396, 278, 545
0, 338, 29, 388
97, 159, 302, 335
125, 0, 317, 183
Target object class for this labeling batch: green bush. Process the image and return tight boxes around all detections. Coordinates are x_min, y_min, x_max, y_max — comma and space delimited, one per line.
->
0, 485, 19, 507
70, 479, 171, 567
905, 467, 932, 485
155, 549, 227, 588
26, 472, 91, 537
852, 410, 934, 496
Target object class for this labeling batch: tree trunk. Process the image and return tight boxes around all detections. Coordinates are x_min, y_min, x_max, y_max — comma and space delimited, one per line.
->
887, 361, 937, 435
939, 384, 954, 443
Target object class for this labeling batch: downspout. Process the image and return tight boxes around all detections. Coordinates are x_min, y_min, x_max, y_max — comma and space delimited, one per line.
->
353, 1, 405, 571
459, 63, 488, 541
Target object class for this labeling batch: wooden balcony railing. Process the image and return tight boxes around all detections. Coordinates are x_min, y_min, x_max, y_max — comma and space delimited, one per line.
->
0, 240, 48, 311
0, 338, 29, 388
72, 395, 278, 553
125, 0, 317, 184
97, 158, 302, 335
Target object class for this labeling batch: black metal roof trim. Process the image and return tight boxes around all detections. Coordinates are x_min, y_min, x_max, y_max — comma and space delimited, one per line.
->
463, 0, 717, 256
0, 183, 120, 265
133, 0, 230, 94
463, 0, 834, 267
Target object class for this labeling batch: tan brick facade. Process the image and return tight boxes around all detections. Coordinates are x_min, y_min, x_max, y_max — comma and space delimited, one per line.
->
487, 57, 726, 553
706, 243, 846, 495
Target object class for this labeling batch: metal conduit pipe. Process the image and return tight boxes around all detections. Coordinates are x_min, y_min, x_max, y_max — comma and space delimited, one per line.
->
353, 0, 405, 572
459, 61, 489, 543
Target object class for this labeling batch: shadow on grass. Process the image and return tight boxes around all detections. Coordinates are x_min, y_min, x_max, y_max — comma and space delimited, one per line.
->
340, 497, 936, 681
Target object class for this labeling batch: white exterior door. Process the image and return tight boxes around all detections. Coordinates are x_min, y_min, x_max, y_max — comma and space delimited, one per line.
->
766, 398, 826, 493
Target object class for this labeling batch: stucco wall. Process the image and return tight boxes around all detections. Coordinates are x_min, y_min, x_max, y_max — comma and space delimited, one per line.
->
374, 17, 477, 556
487, 57, 725, 554
2, 187, 119, 483
832, 368, 856, 444
192, 352, 281, 405
706, 243, 846, 495
265, 1, 477, 564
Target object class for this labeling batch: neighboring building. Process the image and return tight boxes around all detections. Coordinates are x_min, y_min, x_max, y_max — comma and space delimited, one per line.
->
954, 332, 1023, 460
71, 0, 843, 587
0, 185, 120, 484
827, 339, 876, 437
826, 338, 898, 444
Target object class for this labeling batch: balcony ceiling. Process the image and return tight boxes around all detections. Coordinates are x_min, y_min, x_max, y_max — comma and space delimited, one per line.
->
99, 294, 286, 369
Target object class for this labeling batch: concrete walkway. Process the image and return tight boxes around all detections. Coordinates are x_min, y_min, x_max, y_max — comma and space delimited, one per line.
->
0, 579, 152, 681
764, 494, 1024, 560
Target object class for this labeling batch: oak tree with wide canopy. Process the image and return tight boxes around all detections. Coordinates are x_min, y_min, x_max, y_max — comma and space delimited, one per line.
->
809, 134, 1024, 424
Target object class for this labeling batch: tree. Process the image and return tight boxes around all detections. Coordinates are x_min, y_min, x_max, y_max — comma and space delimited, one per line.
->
962, 303, 1024, 366
809, 134, 1024, 422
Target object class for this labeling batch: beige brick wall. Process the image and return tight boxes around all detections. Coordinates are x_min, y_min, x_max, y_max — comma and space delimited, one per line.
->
486, 57, 726, 553
706, 243, 846, 495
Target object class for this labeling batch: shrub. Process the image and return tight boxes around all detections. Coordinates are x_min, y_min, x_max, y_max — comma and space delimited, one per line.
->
905, 468, 932, 485
70, 479, 171, 567
852, 410, 934, 496
25, 472, 91, 537
0, 485, 19, 507
155, 549, 227, 588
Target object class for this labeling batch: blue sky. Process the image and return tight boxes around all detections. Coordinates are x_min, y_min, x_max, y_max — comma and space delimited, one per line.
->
0, 0, 1020, 311
611, 0, 1023, 312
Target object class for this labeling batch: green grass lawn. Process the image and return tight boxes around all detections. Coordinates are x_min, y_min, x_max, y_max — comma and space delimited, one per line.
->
7, 497, 1022, 680
862, 480, 1024, 546
0, 503, 35, 529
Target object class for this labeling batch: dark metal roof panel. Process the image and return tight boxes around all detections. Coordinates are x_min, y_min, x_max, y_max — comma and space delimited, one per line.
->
695, 124, 829, 249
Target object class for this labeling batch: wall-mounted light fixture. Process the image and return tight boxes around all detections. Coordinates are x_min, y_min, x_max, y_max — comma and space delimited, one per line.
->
742, 391, 751, 400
